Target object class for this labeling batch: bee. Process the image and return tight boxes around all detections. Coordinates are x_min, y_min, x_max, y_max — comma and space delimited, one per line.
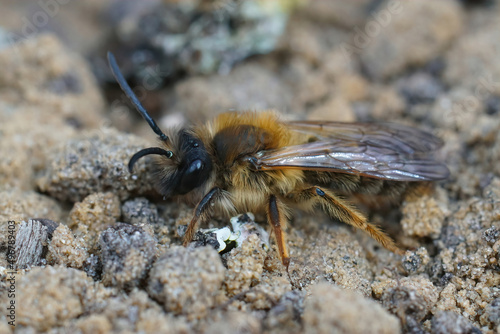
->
108, 52, 449, 268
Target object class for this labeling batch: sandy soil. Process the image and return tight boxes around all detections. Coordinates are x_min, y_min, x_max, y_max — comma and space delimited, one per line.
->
1, 1, 499, 333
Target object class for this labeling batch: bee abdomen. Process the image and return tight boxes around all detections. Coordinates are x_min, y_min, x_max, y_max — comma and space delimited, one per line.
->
305, 171, 414, 198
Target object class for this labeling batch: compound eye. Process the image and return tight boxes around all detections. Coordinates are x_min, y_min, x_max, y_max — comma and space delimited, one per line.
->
175, 159, 210, 195
186, 159, 203, 175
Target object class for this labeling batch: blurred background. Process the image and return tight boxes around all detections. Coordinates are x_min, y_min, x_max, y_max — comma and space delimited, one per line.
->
1, 0, 499, 199
1, 0, 499, 198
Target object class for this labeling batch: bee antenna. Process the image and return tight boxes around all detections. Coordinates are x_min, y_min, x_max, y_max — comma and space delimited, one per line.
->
107, 52, 168, 142
129, 147, 173, 173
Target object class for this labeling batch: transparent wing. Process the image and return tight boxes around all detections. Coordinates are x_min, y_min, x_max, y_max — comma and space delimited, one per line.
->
287, 121, 444, 155
252, 122, 449, 181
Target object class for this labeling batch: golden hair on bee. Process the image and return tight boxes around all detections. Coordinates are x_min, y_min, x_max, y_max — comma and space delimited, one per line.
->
108, 52, 449, 269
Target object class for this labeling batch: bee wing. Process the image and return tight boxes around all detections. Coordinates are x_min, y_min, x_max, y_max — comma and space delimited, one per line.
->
253, 122, 449, 181
287, 121, 444, 155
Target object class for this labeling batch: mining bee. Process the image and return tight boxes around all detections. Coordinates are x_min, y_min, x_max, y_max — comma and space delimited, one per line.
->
108, 52, 449, 268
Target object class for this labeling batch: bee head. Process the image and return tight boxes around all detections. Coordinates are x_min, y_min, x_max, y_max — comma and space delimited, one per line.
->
107, 52, 212, 197
153, 130, 213, 197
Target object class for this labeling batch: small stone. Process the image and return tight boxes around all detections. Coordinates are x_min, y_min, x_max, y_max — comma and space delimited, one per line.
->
17, 266, 98, 331
74, 314, 112, 334
223, 234, 267, 297
0, 34, 106, 191
303, 283, 401, 334
77, 289, 188, 334
99, 223, 157, 289
108, 0, 289, 77
444, 19, 500, 95
400, 187, 448, 238
371, 86, 406, 120
289, 226, 373, 295
147, 246, 225, 320
68, 192, 121, 248
336, 74, 369, 102
37, 128, 157, 202
281, 18, 326, 65
485, 95, 500, 115
380, 282, 429, 333
84, 254, 102, 281
263, 290, 305, 333
431, 311, 482, 334
0, 189, 62, 224
47, 223, 89, 269
300, 0, 373, 28
0, 34, 104, 126
373, 275, 439, 327
121, 197, 165, 246
401, 247, 430, 275
360, 0, 463, 79
308, 95, 356, 123
205, 311, 262, 334
483, 227, 500, 245
121, 197, 161, 226
173, 63, 293, 121
244, 272, 291, 310
481, 298, 500, 329
397, 72, 444, 105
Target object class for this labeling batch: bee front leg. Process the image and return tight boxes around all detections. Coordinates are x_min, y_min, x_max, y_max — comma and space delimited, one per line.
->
183, 187, 220, 247
267, 195, 291, 269
291, 186, 403, 255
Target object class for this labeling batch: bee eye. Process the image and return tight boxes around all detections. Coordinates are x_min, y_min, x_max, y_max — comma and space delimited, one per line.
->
186, 159, 203, 174
176, 159, 209, 195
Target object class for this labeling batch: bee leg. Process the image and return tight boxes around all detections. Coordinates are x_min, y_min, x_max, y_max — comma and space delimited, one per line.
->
183, 187, 220, 247
266, 195, 291, 269
294, 186, 403, 255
